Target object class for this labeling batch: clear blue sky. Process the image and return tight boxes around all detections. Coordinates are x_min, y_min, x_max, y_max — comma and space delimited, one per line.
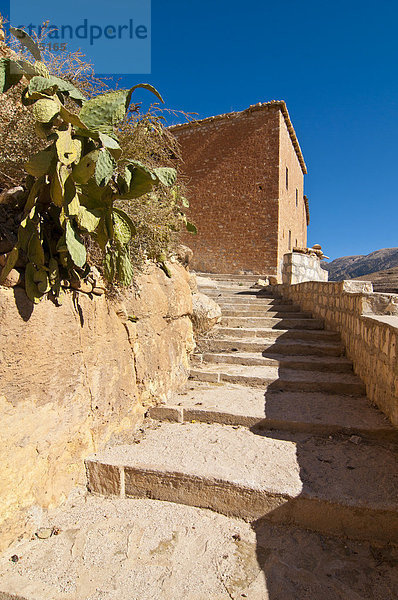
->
1, 0, 397, 260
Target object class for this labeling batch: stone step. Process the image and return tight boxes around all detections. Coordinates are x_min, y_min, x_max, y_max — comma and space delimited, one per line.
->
221, 316, 324, 329
198, 288, 252, 296
197, 283, 256, 290
85, 422, 398, 543
197, 336, 344, 357
193, 352, 353, 373
5, 493, 398, 600
195, 272, 262, 282
198, 286, 272, 294
190, 363, 366, 395
150, 381, 397, 440
201, 290, 277, 298
200, 290, 279, 300
217, 326, 340, 342
215, 298, 291, 308
220, 304, 302, 314
221, 309, 313, 319
215, 296, 292, 304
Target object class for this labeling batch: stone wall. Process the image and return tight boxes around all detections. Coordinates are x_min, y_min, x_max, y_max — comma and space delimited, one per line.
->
277, 280, 398, 427
282, 252, 329, 284
277, 112, 307, 264
171, 103, 306, 276
0, 262, 194, 551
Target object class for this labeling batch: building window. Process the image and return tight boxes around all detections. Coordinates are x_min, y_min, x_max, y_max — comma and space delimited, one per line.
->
286, 167, 289, 190
296, 188, 298, 207
288, 230, 291, 250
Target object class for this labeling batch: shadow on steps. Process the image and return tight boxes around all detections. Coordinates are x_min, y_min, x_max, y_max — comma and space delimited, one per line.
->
248, 375, 398, 599
250, 518, 398, 599
196, 281, 398, 597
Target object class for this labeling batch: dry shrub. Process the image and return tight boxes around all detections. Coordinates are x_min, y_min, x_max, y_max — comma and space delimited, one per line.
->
0, 17, 194, 275
117, 104, 191, 270
0, 20, 111, 187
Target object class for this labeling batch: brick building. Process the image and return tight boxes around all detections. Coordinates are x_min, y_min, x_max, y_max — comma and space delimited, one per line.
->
170, 101, 309, 278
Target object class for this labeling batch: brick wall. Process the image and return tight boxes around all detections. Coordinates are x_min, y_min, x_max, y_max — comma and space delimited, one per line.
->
277, 280, 398, 428
173, 105, 306, 276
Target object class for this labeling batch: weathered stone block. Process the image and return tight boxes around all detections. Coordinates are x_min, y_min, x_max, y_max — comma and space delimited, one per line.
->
85, 461, 121, 497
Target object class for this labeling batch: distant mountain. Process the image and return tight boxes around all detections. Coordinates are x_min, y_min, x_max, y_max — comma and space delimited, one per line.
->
322, 248, 398, 281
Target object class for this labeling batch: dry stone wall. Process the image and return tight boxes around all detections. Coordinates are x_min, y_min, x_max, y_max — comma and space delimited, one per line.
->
282, 252, 328, 284
0, 262, 194, 551
277, 280, 398, 427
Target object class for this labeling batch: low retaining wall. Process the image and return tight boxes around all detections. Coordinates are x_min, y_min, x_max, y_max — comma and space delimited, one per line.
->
0, 262, 194, 551
282, 252, 328, 284
276, 280, 398, 427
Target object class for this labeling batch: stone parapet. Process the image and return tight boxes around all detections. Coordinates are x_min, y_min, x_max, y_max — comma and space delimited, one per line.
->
275, 280, 398, 427
282, 251, 329, 284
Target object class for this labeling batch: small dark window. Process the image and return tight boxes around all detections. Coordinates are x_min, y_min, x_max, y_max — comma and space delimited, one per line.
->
295, 238, 298, 247
296, 189, 298, 207
286, 167, 289, 190
288, 230, 291, 250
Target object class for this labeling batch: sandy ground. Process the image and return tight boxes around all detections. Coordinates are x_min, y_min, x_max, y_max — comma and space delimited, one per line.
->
0, 489, 397, 600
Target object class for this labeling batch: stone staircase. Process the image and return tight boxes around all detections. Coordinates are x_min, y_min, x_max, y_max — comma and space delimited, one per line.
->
86, 276, 398, 544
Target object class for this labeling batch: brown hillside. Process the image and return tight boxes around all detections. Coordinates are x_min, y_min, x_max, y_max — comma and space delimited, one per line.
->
353, 265, 398, 294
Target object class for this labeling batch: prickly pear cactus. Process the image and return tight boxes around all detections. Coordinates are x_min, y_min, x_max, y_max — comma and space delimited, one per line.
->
32, 61, 50, 78
0, 26, 182, 302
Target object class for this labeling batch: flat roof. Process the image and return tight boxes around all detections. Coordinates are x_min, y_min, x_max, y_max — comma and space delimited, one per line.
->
169, 100, 307, 175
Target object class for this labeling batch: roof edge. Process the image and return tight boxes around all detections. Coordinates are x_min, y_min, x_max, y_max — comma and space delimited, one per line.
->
169, 100, 307, 175
304, 195, 310, 225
